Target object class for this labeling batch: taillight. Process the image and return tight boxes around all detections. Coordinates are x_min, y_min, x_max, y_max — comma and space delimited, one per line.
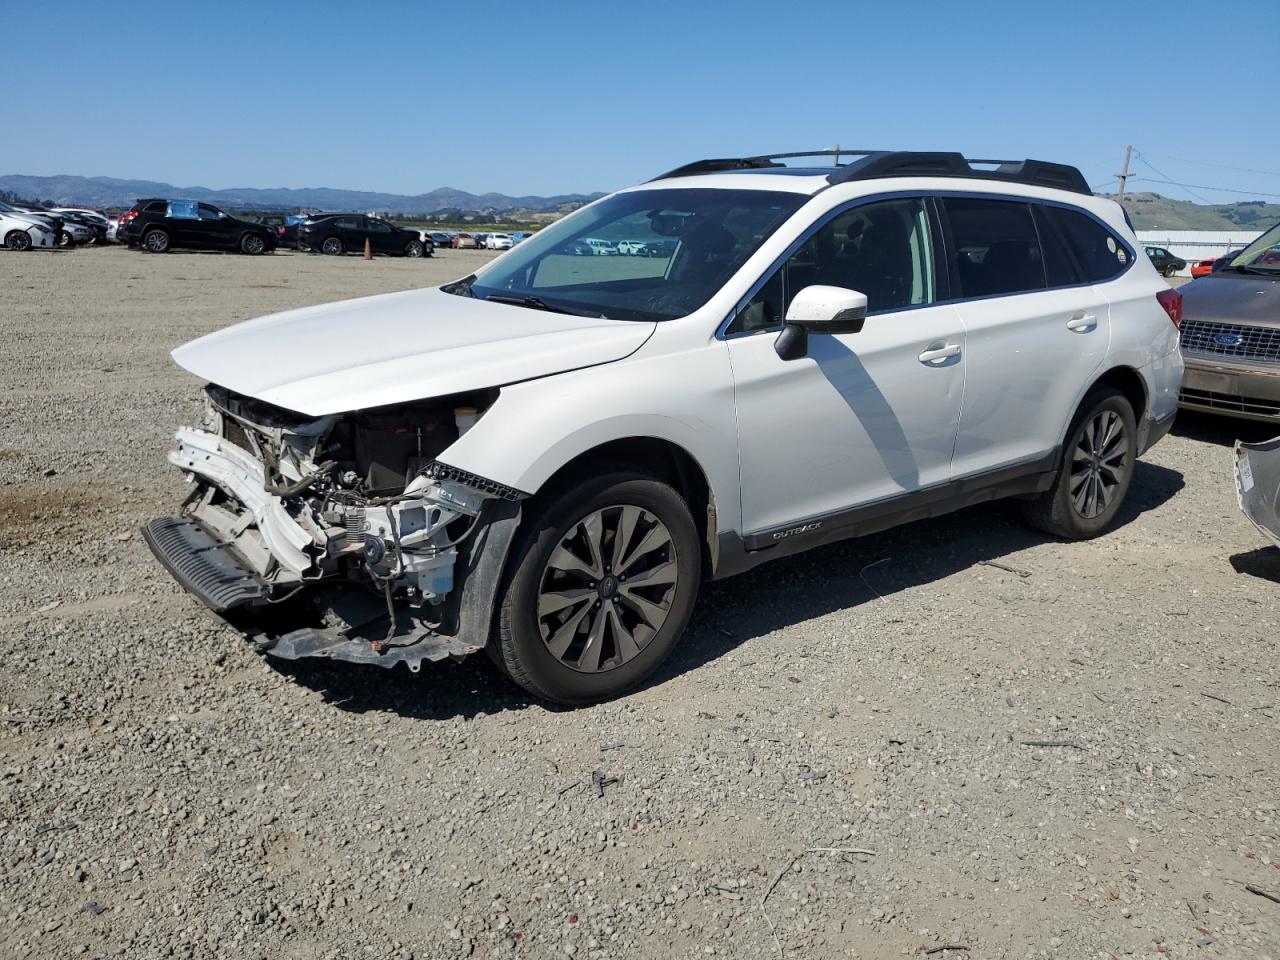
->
1156, 288, 1183, 329
278, 226, 285, 235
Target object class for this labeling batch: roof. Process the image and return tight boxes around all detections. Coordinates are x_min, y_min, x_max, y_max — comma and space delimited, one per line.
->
646, 150, 1091, 197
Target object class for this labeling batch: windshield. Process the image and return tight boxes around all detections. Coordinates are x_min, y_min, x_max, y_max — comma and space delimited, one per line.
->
0, 200, 14, 213
1229, 222, 1280, 271
457, 188, 806, 321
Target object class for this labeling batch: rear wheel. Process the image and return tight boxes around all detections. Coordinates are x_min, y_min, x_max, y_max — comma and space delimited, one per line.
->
1163, 265, 1177, 277
240, 232, 267, 255
143, 229, 170, 253
321, 236, 343, 256
495, 473, 700, 705
1020, 386, 1137, 539
57, 231, 73, 248
5, 230, 32, 251
404, 239, 424, 258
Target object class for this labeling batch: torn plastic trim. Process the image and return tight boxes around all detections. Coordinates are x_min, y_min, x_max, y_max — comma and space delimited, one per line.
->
168, 427, 315, 576
1235, 435, 1280, 547
421, 460, 528, 502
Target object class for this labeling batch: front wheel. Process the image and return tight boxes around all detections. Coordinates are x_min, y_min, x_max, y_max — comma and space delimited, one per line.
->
321, 236, 343, 256
240, 232, 267, 255
404, 239, 424, 258
494, 473, 701, 705
5, 230, 32, 251
1020, 386, 1137, 539
57, 231, 73, 248
1163, 265, 1177, 278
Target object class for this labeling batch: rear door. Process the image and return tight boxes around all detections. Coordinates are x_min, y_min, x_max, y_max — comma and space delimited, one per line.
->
165, 200, 201, 246
941, 196, 1114, 478
336, 216, 365, 250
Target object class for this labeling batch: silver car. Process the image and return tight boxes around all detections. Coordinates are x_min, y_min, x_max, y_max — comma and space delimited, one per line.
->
1178, 222, 1280, 422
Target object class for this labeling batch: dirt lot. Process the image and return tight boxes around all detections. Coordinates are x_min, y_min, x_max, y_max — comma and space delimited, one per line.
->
1, 245, 1278, 960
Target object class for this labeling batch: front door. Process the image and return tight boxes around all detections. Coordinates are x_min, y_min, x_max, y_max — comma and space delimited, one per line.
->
726, 196, 966, 536
197, 204, 235, 249
366, 217, 399, 253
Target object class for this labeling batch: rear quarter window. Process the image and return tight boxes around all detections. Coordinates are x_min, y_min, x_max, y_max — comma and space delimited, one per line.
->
942, 197, 1046, 298
1040, 206, 1129, 283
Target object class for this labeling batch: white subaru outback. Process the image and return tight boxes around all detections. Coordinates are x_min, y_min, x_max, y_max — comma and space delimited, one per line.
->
145, 150, 1184, 705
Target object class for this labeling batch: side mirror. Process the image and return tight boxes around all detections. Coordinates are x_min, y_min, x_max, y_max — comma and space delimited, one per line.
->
774, 285, 868, 360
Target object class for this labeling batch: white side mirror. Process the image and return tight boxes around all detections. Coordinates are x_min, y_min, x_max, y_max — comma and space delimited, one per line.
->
784, 285, 868, 333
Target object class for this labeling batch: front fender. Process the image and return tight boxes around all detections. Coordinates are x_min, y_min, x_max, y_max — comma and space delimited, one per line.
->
437, 344, 743, 539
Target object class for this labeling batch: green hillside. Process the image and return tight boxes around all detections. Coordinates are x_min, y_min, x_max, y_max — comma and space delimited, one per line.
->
1104, 192, 1280, 232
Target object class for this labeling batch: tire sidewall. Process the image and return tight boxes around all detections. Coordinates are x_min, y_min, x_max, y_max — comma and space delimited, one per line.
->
405, 240, 423, 258
144, 229, 169, 253
500, 475, 700, 705
6, 230, 31, 251
1052, 388, 1137, 537
322, 237, 343, 256
241, 232, 266, 255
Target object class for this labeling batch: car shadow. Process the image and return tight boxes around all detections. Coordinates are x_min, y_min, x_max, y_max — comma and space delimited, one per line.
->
1230, 546, 1280, 582
276, 460, 1184, 721
1173, 410, 1280, 447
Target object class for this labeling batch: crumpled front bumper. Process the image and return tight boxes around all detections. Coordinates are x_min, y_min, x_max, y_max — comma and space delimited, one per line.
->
167, 427, 315, 577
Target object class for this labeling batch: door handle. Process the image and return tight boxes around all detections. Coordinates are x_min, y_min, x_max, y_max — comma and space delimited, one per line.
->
918, 343, 961, 365
1066, 313, 1097, 333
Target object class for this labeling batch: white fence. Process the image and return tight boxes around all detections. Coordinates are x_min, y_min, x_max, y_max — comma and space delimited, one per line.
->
1135, 230, 1262, 276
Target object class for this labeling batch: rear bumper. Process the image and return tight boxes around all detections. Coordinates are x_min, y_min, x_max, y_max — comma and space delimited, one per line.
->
1139, 408, 1176, 455
1180, 354, 1280, 421
142, 516, 267, 612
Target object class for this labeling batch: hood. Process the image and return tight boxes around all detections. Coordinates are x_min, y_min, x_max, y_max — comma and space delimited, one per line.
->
1181, 272, 1280, 329
171, 287, 655, 416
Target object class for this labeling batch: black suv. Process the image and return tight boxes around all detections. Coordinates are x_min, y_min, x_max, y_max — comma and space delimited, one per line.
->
120, 199, 277, 255
297, 214, 431, 258
254, 213, 307, 250
1144, 245, 1186, 277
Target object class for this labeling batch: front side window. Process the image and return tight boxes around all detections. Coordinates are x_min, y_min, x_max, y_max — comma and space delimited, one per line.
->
334, 217, 361, 230
460, 188, 806, 322
944, 197, 1045, 298
730, 197, 935, 335
367, 219, 394, 233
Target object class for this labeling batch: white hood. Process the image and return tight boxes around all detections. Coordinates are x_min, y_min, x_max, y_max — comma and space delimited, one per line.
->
171, 287, 656, 415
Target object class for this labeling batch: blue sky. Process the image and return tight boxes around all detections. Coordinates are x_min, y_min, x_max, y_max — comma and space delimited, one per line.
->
11, 0, 1280, 202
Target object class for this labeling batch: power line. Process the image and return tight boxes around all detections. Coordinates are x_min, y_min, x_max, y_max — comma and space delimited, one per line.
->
1140, 151, 1280, 180
1128, 176, 1280, 201
1136, 153, 1211, 203
1089, 177, 1117, 192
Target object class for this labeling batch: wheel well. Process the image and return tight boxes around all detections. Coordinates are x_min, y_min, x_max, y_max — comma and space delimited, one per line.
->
537, 438, 715, 579
1091, 366, 1148, 420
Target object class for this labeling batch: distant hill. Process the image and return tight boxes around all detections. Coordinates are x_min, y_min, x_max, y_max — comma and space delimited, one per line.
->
0, 173, 603, 214
1107, 192, 1280, 232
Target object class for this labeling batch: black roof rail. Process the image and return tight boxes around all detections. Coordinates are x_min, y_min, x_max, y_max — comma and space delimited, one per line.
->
652, 150, 1091, 195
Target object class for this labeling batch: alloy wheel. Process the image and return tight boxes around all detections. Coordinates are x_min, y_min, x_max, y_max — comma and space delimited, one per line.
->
243, 234, 265, 254
536, 505, 679, 674
322, 237, 342, 255
1070, 409, 1127, 519
8, 231, 31, 251
145, 231, 168, 253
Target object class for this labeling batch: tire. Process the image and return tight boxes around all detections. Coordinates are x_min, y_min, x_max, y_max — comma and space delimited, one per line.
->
240, 232, 267, 255
1163, 265, 1176, 278
494, 472, 701, 705
321, 236, 343, 256
143, 229, 170, 253
404, 239, 424, 258
5, 230, 32, 251
1020, 386, 1137, 540
57, 231, 73, 248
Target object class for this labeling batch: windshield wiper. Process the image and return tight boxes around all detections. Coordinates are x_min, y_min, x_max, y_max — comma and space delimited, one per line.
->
482, 293, 606, 318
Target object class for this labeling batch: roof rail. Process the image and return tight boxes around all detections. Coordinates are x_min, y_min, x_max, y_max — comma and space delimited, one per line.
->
652, 150, 1091, 195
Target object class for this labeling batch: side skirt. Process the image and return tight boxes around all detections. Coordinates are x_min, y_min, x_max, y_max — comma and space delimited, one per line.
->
713, 450, 1060, 579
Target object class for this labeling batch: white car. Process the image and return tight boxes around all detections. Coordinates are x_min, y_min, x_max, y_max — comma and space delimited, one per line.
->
486, 233, 514, 250
144, 149, 1183, 705
616, 240, 648, 256
0, 201, 58, 250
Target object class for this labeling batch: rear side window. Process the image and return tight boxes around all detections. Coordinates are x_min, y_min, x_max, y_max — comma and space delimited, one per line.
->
334, 217, 361, 230
1041, 206, 1129, 283
942, 198, 1045, 298
143, 200, 167, 213
167, 200, 198, 219
1032, 205, 1082, 288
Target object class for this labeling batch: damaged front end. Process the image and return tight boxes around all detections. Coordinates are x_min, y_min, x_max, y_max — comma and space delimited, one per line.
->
1236, 436, 1280, 549
143, 386, 525, 671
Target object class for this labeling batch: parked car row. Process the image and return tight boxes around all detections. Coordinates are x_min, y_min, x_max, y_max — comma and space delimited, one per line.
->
0, 199, 108, 250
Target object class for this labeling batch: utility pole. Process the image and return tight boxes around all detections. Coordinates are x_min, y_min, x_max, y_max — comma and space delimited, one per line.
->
1116, 145, 1133, 200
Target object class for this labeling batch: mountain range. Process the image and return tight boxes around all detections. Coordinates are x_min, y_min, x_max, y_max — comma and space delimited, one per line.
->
0, 174, 603, 214
1110, 192, 1280, 232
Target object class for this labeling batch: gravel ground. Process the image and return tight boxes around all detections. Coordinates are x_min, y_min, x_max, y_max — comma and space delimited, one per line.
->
1, 245, 1278, 960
